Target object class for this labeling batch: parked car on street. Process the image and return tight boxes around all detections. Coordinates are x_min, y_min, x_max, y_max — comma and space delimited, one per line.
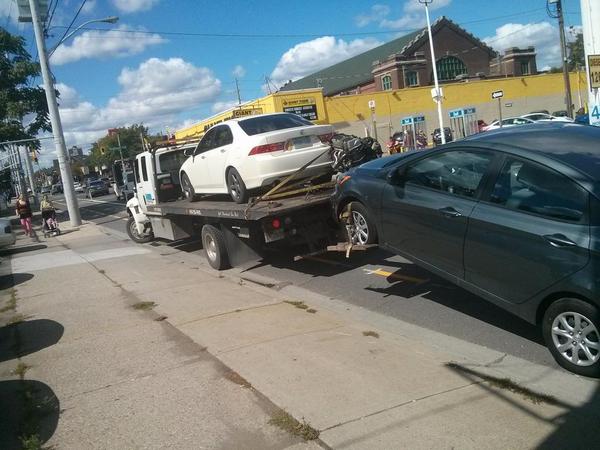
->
333, 122, 600, 377
0, 218, 16, 248
432, 127, 453, 146
51, 183, 63, 194
179, 113, 334, 203
73, 182, 85, 193
86, 180, 110, 198
520, 112, 573, 123
482, 116, 535, 131
40, 185, 51, 195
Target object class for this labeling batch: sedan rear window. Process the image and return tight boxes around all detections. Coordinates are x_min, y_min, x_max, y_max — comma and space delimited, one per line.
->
238, 114, 313, 136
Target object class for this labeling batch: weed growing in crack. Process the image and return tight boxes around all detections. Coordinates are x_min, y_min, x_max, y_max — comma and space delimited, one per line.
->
132, 301, 156, 311
269, 410, 319, 441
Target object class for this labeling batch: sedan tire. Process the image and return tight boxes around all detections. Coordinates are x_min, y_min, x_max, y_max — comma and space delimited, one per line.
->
181, 172, 197, 201
347, 202, 378, 245
542, 298, 600, 377
227, 168, 248, 204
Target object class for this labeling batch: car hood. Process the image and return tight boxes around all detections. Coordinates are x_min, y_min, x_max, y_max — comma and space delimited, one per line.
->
352, 153, 414, 177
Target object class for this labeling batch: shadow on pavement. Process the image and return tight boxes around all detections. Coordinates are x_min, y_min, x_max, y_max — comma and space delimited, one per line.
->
0, 319, 64, 363
0, 244, 47, 257
0, 379, 60, 449
0, 273, 34, 290
446, 363, 600, 450
366, 263, 544, 346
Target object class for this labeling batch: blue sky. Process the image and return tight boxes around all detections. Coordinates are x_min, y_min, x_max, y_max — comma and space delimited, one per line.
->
1, 0, 583, 166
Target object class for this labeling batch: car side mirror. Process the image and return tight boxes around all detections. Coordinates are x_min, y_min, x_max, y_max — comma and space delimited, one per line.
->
183, 148, 194, 157
387, 166, 406, 185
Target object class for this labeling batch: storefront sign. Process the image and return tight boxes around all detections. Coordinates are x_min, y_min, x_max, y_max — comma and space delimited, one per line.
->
589, 54, 600, 89
283, 104, 318, 121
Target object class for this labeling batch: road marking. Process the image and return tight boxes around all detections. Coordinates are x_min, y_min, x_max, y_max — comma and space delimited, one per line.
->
364, 268, 428, 284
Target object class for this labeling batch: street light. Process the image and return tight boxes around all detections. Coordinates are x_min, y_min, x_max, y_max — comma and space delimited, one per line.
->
418, 0, 446, 144
48, 16, 119, 58
23, 0, 118, 227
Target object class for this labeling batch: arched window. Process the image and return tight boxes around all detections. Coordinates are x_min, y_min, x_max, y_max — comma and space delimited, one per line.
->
381, 74, 392, 90
436, 56, 467, 81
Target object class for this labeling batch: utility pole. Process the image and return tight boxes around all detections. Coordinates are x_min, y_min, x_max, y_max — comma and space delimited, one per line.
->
550, 0, 574, 117
27, 0, 81, 227
420, 0, 446, 144
235, 78, 242, 105
581, 0, 600, 127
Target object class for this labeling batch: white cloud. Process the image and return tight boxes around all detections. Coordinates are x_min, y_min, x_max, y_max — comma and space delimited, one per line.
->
269, 36, 382, 88
212, 100, 240, 113
36, 58, 221, 165
51, 25, 165, 65
111, 0, 160, 13
232, 65, 246, 78
355, 4, 390, 28
81, 0, 97, 14
483, 22, 561, 70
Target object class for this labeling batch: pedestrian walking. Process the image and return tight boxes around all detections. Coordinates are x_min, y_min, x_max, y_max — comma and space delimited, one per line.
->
15, 194, 33, 237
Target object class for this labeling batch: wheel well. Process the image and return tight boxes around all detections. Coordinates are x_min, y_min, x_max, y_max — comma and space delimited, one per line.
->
337, 196, 360, 219
535, 291, 593, 325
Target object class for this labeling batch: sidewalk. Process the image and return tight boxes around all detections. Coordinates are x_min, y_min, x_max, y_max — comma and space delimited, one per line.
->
1, 223, 599, 449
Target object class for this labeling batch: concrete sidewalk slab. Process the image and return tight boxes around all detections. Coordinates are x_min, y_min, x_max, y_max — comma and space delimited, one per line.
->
145, 280, 282, 325
179, 302, 344, 355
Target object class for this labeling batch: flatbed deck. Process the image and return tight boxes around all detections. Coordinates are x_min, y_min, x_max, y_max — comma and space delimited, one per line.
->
145, 189, 334, 221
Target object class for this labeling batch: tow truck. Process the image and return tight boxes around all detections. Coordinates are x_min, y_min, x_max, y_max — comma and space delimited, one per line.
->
125, 139, 347, 270
112, 159, 136, 201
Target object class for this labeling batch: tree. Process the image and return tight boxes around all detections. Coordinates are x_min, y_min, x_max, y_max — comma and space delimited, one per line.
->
0, 27, 51, 150
568, 33, 585, 71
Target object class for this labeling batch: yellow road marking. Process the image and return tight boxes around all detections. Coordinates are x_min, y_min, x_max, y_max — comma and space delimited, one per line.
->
369, 268, 428, 284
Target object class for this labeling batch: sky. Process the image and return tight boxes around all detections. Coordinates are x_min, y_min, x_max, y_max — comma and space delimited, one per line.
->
1, 0, 583, 167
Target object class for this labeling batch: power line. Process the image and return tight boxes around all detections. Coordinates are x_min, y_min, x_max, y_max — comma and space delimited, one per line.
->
45, 0, 60, 33
54, 0, 87, 47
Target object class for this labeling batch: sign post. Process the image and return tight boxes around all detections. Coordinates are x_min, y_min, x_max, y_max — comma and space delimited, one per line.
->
492, 90, 504, 127
368, 100, 377, 141
581, 0, 600, 127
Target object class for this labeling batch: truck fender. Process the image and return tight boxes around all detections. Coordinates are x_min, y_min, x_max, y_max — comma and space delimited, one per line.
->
126, 196, 150, 235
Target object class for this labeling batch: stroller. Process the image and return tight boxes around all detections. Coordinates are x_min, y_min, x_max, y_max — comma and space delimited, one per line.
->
42, 207, 61, 237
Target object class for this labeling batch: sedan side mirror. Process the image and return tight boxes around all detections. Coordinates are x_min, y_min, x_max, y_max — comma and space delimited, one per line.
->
387, 166, 406, 185
183, 147, 194, 157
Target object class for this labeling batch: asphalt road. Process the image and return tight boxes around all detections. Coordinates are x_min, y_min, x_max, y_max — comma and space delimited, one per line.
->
51, 192, 555, 368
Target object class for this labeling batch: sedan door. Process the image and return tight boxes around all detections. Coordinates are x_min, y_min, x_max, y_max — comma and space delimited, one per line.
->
464, 157, 590, 304
381, 149, 495, 279
205, 125, 234, 189
189, 127, 218, 191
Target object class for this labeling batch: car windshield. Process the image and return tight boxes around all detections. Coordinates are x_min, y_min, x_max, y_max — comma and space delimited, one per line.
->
238, 114, 313, 136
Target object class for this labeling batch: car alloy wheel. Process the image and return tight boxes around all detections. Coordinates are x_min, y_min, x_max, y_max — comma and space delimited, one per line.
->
551, 311, 599, 367
181, 173, 195, 200
350, 210, 370, 245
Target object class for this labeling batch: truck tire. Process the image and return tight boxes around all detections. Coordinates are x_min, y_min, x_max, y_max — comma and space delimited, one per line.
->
126, 216, 154, 244
227, 168, 248, 204
201, 224, 230, 270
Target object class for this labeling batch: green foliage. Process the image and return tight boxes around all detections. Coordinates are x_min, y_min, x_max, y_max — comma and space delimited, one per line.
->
568, 33, 585, 71
0, 27, 51, 150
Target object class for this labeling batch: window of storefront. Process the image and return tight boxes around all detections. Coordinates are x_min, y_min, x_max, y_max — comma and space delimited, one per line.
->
381, 74, 393, 91
436, 56, 467, 81
404, 71, 419, 87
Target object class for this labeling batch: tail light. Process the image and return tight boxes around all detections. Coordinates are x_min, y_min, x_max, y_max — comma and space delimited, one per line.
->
318, 132, 334, 143
248, 142, 285, 156
271, 218, 281, 229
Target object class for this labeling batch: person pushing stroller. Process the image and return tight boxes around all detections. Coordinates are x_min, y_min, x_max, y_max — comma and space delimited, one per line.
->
40, 195, 60, 236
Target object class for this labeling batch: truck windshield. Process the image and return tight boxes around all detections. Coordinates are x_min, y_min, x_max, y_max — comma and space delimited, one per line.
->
238, 114, 313, 136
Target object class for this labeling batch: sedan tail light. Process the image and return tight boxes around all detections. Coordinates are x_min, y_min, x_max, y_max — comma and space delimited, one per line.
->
248, 142, 285, 156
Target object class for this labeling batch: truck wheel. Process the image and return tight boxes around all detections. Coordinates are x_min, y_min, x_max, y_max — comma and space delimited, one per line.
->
181, 172, 197, 201
347, 202, 378, 245
126, 216, 154, 244
201, 224, 230, 270
227, 168, 248, 204
542, 298, 600, 377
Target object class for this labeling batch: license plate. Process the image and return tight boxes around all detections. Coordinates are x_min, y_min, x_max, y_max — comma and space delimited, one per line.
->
292, 136, 312, 149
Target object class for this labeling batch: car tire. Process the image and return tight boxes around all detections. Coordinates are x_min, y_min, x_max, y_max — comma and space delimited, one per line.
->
347, 202, 378, 245
181, 172, 197, 201
201, 224, 230, 270
542, 298, 600, 377
226, 168, 248, 204
126, 216, 154, 244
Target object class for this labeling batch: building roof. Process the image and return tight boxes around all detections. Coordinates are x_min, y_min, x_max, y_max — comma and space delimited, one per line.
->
280, 17, 496, 96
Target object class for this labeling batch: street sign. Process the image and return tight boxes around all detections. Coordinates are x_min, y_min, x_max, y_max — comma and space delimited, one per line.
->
401, 117, 413, 125
491, 90, 504, 99
414, 115, 425, 123
589, 54, 600, 89
449, 109, 464, 118
368, 100, 376, 109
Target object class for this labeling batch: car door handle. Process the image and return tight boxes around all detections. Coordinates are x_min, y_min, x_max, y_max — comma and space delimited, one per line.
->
543, 234, 577, 248
438, 207, 462, 218
220, 149, 226, 153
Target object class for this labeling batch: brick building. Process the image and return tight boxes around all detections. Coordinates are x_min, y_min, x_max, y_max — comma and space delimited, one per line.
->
281, 17, 536, 97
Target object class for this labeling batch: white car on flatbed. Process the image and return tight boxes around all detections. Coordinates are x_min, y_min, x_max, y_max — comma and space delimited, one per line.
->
179, 113, 334, 203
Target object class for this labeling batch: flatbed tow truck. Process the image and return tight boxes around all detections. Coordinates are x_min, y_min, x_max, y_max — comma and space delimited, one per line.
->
125, 139, 360, 270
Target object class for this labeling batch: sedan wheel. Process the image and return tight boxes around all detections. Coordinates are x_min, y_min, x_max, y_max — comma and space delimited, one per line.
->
227, 168, 248, 204
543, 298, 600, 377
181, 172, 196, 201
347, 202, 377, 245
